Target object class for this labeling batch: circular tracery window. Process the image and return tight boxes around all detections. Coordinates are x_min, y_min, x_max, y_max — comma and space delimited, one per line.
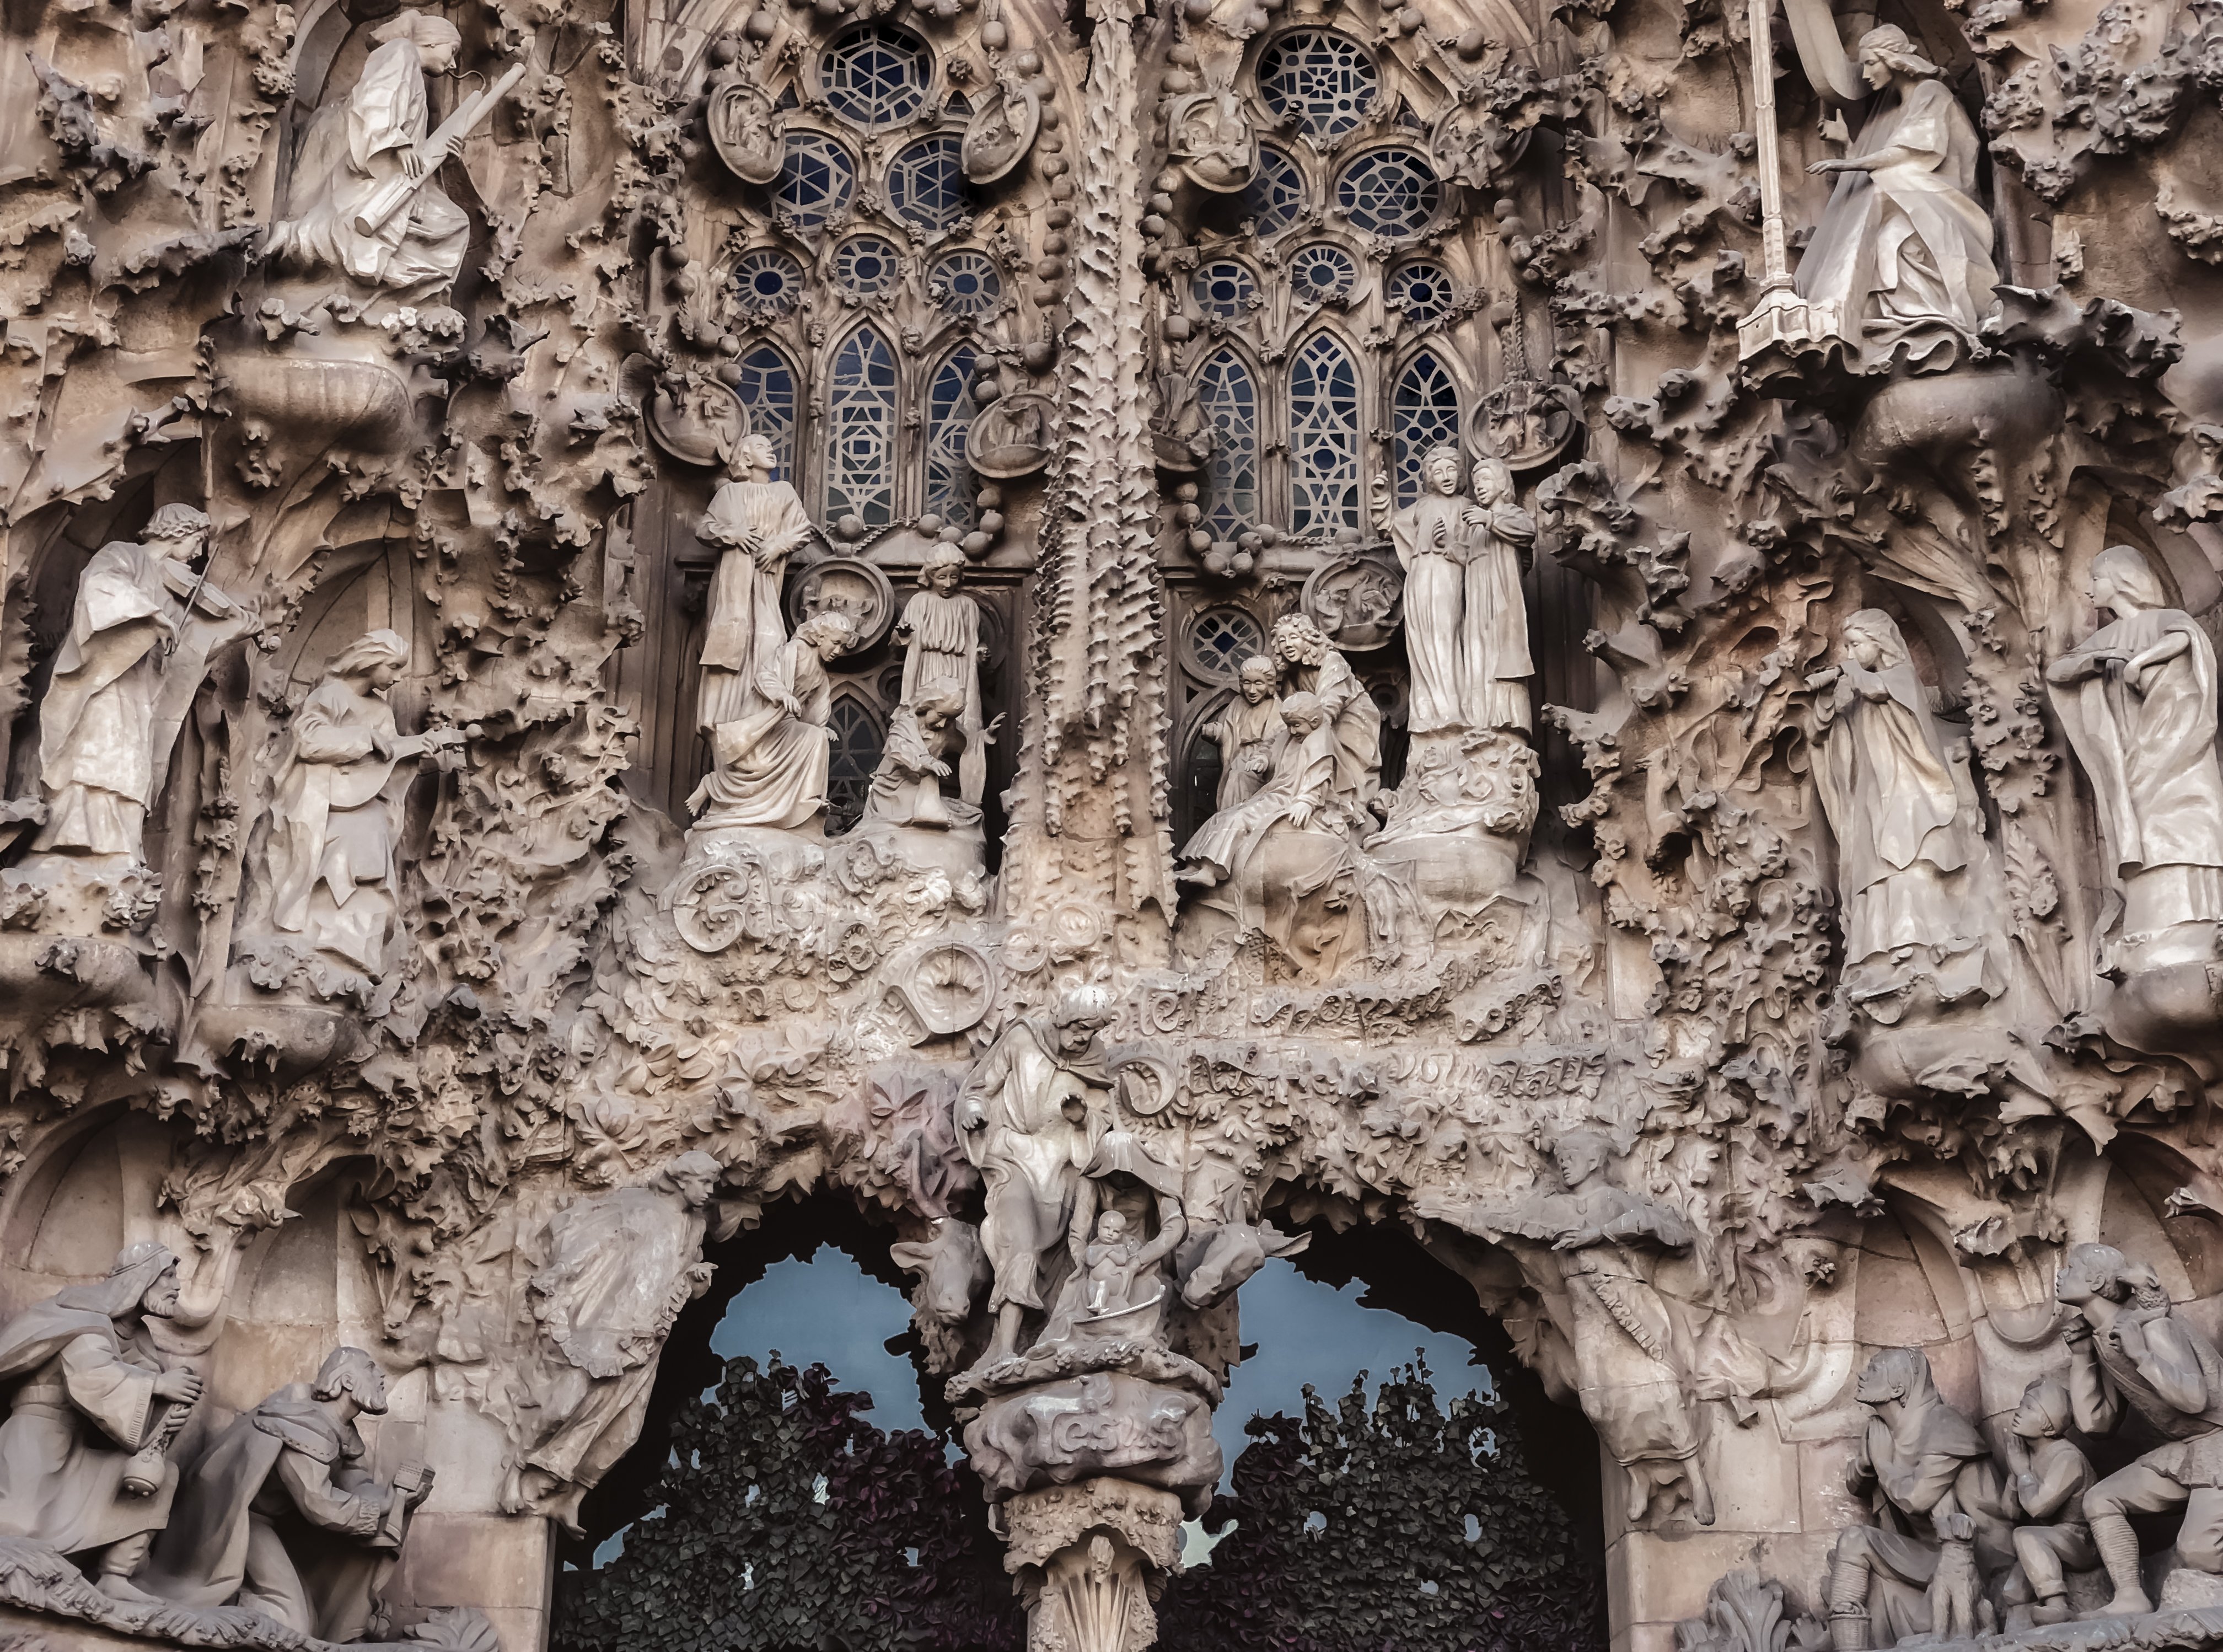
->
1335, 147, 1441, 240
1242, 144, 1306, 235
1388, 260, 1454, 324
732, 248, 806, 316
1182, 607, 1269, 683
887, 133, 969, 232
819, 26, 930, 128
776, 133, 856, 227
1192, 260, 1257, 319
835, 235, 899, 296
1290, 244, 1357, 303
1258, 31, 1378, 138
931, 250, 1002, 315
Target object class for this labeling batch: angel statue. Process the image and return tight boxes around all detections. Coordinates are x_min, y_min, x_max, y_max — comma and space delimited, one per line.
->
1780, 14, 1999, 371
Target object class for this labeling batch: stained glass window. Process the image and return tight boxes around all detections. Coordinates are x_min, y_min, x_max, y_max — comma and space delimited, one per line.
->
1188, 608, 1266, 683
732, 248, 805, 317
1195, 348, 1258, 540
925, 344, 979, 529
824, 325, 898, 526
1388, 261, 1454, 326
819, 26, 928, 128
1192, 260, 1256, 319
1241, 144, 1306, 235
825, 695, 884, 835
1258, 31, 1377, 137
1336, 147, 1441, 240
835, 235, 899, 296
1288, 332, 1361, 537
1290, 243, 1357, 303
733, 345, 798, 481
929, 250, 1002, 315
1393, 350, 1462, 508
776, 133, 856, 228
887, 134, 969, 233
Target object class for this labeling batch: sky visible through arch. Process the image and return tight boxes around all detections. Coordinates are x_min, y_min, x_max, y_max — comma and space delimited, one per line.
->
591, 1243, 1496, 1567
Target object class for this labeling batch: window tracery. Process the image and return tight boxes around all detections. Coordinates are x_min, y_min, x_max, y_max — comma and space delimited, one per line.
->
825, 325, 899, 527
818, 25, 931, 128
1288, 332, 1361, 537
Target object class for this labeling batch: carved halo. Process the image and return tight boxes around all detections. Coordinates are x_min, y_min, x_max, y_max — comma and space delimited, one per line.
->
1301, 549, 1405, 652
788, 556, 896, 650
962, 78, 1041, 184
647, 377, 751, 468
966, 390, 1057, 478
707, 76, 786, 185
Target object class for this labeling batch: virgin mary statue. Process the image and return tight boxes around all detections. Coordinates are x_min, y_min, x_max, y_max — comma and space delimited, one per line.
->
1795, 26, 1999, 371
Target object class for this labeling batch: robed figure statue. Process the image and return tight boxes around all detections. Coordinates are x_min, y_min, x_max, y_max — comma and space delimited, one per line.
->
265, 12, 473, 299
1795, 26, 1999, 369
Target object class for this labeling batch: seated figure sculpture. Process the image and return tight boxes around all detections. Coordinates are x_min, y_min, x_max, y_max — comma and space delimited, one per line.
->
1178, 691, 1336, 893
0, 1242, 202, 1600
1199, 655, 1282, 811
138, 1348, 433, 1640
2055, 1241, 2223, 1616
1825, 1347, 2011, 1649
688, 610, 859, 831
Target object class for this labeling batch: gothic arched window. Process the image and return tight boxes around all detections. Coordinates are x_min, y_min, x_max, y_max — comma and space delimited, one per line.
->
1392, 350, 1461, 508
733, 344, 798, 482
1195, 348, 1259, 540
925, 345, 979, 529
1288, 332, 1361, 538
824, 325, 898, 527
825, 694, 885, 836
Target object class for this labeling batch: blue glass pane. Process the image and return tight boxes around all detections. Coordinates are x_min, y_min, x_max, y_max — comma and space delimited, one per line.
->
732, 248, 804, 317
820, 26, 928, 128
1241, 145, 1305, 235
826, 696, 884, 835
1290, 243, 1357, 303
929, 250, 1002, 315
825, 326, 897, 525
1288, 333, 1361, 536
733, 345, 798, 482
1388, 260, 1454, 326
1195, 348, 1257, 540
1393, 350, 1461, 509
1258, 31, 1377, 137
777, 133, 856, 228
1336, 147, 1441, 240
1191, 260, 1257, 320
1334, 148, 1440, 242
835, 234, 899, 296
925, 344, 978, 529
887, 134, 969, 233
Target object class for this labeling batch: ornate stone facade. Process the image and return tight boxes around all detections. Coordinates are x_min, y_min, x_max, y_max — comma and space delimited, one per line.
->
9, 0, 2223, 1645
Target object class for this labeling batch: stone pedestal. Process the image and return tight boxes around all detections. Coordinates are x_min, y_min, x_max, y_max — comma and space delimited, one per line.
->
1002, 1479, 1185, 1652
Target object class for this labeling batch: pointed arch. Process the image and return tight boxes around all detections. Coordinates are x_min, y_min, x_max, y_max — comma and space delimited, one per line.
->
733, 342, 798, 483
1287, 329, 1362, 538
822, 324, 898, 528
923, 342, 979, 530
1194, 346, 1259, 541
1392, 348, 1462, 509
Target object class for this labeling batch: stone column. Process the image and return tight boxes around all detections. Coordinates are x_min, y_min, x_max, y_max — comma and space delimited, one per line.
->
1003, 1479, 1185, 1652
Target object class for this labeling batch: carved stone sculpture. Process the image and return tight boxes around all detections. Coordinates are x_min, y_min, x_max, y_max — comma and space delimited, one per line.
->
2055, 1241, 2223, 1616
1198, 655, 1282, 811
1824, 1348, 2010, 1649
268, 631, 463, 975
894, 545, 990, 808
263, 12, 482, 301
1268, 615, 1380, 810
1177, 691, 1335, 889
1794, 27, 2000, 371
0, 1242, 201, 1600
510, 1152, 722, 1523
689, 610, 858, 831
34, 505, 249, 863
2047, 545, 2223, 968
1996, 1376, 2095, 1631
138, 1348, 432, 1639
956, 989, 1115, 1366
1808, 609, 1993, 1009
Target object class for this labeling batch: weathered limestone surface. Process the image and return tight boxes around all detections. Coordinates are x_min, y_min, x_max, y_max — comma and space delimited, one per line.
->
11, 0, 2223, 1643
